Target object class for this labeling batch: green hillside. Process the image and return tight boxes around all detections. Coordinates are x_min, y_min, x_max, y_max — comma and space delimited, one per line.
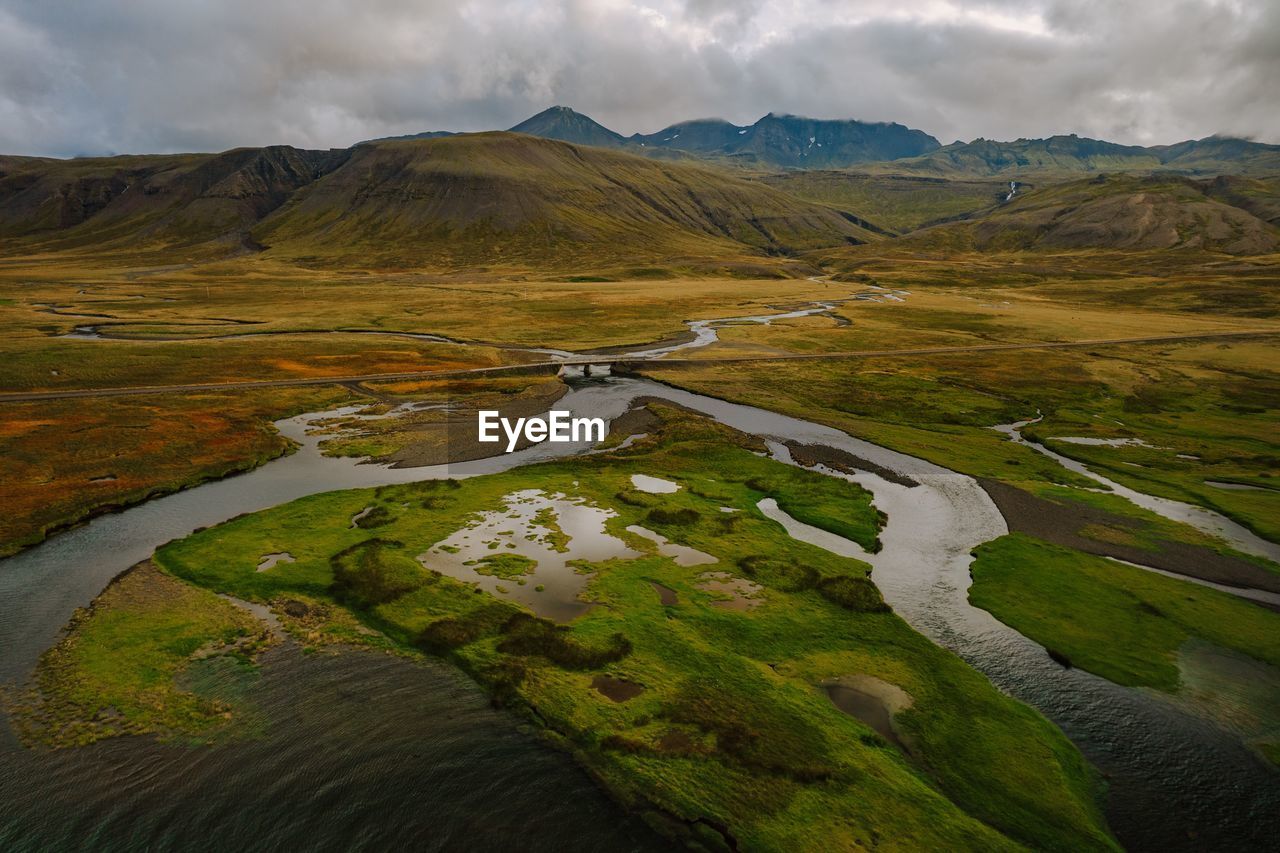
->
900, 174, 1280, 254
0, 146, 348, 257
754, 172, 1010, 234
866, 135, 1280, 179
251, 133, 879, 269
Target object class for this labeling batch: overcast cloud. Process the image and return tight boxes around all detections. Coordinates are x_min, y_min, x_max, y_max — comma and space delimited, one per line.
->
1, 0, 1276, 157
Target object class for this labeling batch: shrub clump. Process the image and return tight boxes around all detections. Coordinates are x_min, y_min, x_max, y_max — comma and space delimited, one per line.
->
417, 602, 517, 652
497, 613, 632, 669
816, 575, 890, 612
329, 539, 426, 608
645, 507, 701, 526
665, 688, 836, 783
615, 489, 657, 508
353, 505, 395, 529
417, 479, 462, 491
483, 659, 530, 708
738, 556, 818, 593
600, 733, 651, 754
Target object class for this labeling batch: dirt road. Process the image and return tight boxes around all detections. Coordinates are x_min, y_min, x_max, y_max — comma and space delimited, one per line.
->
1, 329, 1275, 403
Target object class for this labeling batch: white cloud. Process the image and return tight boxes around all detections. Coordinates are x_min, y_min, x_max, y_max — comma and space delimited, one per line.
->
0, 0, 1274, 156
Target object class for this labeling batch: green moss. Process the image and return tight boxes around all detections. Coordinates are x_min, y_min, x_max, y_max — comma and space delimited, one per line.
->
532, 507, 570, 552
473, 553, 537, 579
328, 538, 429, 608
11, 564, 266, 747
748, 472, 882, 552
970, 534, 1280, 691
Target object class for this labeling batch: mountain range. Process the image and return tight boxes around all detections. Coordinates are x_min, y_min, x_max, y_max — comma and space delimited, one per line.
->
508, 106, 942, 169
375, 106, 1280, 176
0, 134, 874, 271
863, 133, 1280, 178
1, 107, 1277, 272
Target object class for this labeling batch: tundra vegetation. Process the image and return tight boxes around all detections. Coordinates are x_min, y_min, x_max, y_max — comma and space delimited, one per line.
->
968, 534, 1280, 766
21, 408, 1117, 851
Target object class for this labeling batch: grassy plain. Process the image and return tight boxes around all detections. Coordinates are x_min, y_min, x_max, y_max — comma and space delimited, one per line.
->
9, 561, 268, 747
644, 249, 1280, 548
968, 534, 1280, 767
0, 260, 852, 365
2, 249, 1276, 566
38, 408, 1116, 850
651, 339, 1280, 551
969, 534, 1280, 691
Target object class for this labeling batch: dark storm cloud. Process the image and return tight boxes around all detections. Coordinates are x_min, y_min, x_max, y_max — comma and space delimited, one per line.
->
0, 0, 1275, 157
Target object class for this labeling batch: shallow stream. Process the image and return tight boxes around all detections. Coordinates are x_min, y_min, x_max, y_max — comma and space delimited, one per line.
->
996, 417, 1280, 564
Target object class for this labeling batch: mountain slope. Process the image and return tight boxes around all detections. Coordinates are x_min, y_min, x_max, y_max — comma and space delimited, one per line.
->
250, 133, 878, 270
754, 172, 1012, 234
1151, 137, 1280, 175
630, 119, 748, 153
633, 112, 941, 168
0, 146, 348, 255
866, 134, 1280, 178
728, 113, 941, 168
1201, 175, 1280, 226
364, 130, 456, 144
508, 106, 626, 148
902, 174, 1280, 255
391, 108, 1279, 176
866, 135, 1157, 178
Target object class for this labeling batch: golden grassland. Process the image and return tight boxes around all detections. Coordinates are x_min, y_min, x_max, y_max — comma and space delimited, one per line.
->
5, 248, 1278, 379
0, 257, 846, 360
2, 248, 1277, 560
0, 387, 354, 557
2, 243, 1277, 848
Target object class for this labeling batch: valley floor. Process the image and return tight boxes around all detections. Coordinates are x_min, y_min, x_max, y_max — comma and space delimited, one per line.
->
1, 249, 1278, 850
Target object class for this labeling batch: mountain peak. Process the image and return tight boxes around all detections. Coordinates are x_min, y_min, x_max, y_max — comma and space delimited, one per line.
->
508, 106, 625, 148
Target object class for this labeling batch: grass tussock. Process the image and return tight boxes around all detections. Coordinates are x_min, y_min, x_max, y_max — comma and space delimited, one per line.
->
497, 613, 633, 669
329, 538, 427, 608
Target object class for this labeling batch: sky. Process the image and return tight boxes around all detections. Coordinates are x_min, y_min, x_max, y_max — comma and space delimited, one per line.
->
1, 0, 1276, 157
